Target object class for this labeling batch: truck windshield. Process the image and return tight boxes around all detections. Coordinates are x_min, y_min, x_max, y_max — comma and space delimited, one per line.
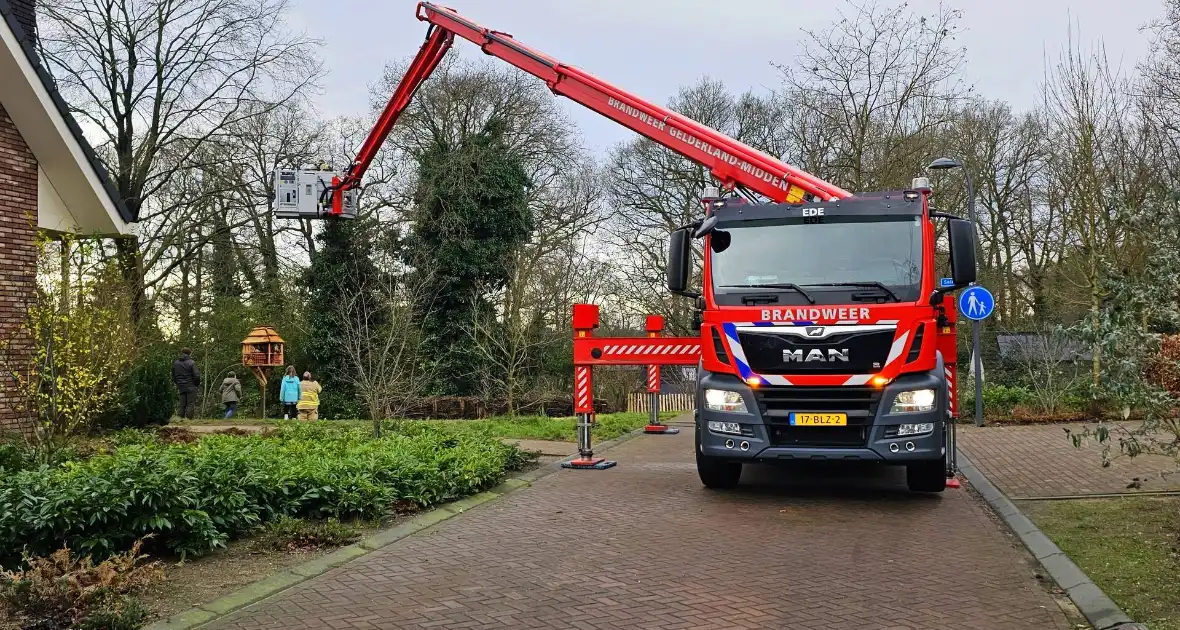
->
710, 215, 923, 304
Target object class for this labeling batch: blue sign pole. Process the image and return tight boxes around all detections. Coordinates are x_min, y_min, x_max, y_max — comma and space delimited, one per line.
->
958, 286, 994, 426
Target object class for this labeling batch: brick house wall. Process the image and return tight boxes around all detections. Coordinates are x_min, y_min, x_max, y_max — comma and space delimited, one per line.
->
0, 0, 40, 432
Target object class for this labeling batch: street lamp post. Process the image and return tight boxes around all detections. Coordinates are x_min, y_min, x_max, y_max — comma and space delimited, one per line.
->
929, 157, 984, 428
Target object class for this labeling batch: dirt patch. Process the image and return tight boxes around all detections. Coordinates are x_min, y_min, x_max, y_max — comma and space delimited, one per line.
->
182, 424, 268, 434
140, 518, 393, 621
152, 426, 200, 444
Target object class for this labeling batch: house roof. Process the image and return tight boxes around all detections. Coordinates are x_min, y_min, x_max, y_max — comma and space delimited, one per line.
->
0, 0, 135, 233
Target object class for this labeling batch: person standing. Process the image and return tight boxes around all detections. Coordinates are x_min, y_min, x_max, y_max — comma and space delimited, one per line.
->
171, 347, 201, 419
296, 371, 322, 421
279, 366, 301, 420
220, 371, 243, 419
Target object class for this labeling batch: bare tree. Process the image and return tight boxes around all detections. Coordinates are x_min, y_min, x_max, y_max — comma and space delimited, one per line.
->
1041, 35, 1155, 385
37, 0, 321, 323
332, 263, 436, 435
776, 0, 967, 191
1003, 325, 1084, 414
605, 78, 782, 332
467, 295, 556, 416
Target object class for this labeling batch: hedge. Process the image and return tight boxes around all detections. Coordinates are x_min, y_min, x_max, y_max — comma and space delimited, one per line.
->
0, 422, 532, 565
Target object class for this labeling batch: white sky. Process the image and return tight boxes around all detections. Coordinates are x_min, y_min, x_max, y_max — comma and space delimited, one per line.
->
287, 0, 1164, 155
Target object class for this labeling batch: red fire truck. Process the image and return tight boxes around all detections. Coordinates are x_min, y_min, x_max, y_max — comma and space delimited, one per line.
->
281, 3, 978, 493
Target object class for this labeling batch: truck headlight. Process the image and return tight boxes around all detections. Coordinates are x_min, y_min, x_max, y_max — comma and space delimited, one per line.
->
897, 422, 935, 436
704, 389, 747, 413
891, 388, 936, 414
707, 421, 743, 435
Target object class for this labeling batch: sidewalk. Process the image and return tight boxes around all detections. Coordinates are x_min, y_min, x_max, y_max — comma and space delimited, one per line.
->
958, 422, 1180, 498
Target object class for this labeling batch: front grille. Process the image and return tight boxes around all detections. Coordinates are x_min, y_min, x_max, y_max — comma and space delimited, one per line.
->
737, 329, 895, 375
754, 386, 882, 448
767, 425, 868, 447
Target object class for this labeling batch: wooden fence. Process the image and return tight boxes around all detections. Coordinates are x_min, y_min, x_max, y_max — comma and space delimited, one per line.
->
627, 393, 695, 413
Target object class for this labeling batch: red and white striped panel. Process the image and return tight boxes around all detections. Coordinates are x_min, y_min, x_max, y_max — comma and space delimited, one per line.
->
646, 365, 660, 393
945, 366, 956, 417
602, 342, 700, 357
575, 366, 593, 413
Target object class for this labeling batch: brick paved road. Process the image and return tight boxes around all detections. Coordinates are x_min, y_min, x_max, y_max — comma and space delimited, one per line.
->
959, 422, 1180, 498
211, 429, 1070, 629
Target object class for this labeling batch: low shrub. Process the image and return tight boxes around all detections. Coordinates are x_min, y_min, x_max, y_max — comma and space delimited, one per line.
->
0, 539, 161, 630
0, 438, 95, 473
257, 516, 360, 553
0, 422, 534, 565
0, 442, 29, 472
960, 383, 1034, 416
1146, 333, 1180, 398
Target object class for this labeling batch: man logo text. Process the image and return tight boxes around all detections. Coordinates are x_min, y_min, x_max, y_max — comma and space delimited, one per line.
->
783, 349, 850, 363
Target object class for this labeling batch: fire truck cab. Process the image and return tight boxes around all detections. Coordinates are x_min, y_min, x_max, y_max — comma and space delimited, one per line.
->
667, 185, 977, 492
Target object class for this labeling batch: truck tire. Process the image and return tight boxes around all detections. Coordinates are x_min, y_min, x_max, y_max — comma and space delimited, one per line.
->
695, 430, 742, 489
906, 456, 947, 493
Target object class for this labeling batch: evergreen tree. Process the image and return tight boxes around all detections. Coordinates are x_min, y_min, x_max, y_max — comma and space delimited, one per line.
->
406, 117, 532, 394
304, 215, 382, 418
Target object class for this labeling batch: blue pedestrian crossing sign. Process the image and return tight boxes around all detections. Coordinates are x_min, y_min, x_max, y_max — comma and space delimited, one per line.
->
959, 286, 994, 321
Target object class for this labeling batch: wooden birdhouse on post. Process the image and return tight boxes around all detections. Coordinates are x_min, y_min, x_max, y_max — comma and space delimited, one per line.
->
241, 326, 285, 418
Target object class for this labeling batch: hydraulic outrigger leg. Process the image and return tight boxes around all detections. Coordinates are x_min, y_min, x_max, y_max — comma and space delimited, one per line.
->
562, 411, 616, 470
563, 306, 616, 470
642, 315, 678, 435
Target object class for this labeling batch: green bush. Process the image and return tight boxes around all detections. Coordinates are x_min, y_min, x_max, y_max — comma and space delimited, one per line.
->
0, 438, 90, 472
0, 422, 533, 565
98, 346, 176, 429
258, 516, 360, 552
0, 442, 27, 472
960, 383, 1034, 415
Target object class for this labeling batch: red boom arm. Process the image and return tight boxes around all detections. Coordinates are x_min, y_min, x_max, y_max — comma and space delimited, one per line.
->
333, 3, 853, 212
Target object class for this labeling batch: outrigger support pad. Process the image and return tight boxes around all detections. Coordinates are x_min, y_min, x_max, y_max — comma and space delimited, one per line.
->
562, 457, 617, 470
561, 413, 616, 470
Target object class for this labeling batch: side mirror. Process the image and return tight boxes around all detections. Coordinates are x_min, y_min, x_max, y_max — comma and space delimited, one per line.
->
666, 228, 698, 298
693, 215, 718, 238
948, 218, 977, 287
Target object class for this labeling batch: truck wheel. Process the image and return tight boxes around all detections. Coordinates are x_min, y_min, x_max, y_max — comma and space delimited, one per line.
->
697, 450, 743, 489
906, 457, 947, 493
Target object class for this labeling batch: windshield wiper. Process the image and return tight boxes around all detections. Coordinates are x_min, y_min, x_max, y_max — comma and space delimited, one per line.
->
806, 282, 900, 303
725, 283, 816, 304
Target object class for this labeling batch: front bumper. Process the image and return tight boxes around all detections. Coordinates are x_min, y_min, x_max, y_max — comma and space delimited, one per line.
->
696, 370, 946, 463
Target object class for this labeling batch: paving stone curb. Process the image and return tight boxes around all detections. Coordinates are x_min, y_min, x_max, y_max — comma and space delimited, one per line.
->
957, 452, 1148, 630
143, 423, 659, 630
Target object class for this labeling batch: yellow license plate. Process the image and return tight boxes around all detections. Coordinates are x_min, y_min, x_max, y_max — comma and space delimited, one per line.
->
790, 413, 848, 426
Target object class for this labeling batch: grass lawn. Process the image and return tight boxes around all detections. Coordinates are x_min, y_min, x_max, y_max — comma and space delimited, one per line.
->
1022, 496, 1180, 630
174, 411, 682, 442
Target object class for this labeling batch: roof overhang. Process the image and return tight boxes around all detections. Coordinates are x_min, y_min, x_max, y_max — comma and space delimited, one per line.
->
0, 1, 132, 237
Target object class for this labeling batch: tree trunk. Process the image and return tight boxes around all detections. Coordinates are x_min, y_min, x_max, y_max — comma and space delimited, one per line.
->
116, 236, 147, 329
58, 238, 70, 312
1090, 275, 1102, 389
179, 251, 192, 342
